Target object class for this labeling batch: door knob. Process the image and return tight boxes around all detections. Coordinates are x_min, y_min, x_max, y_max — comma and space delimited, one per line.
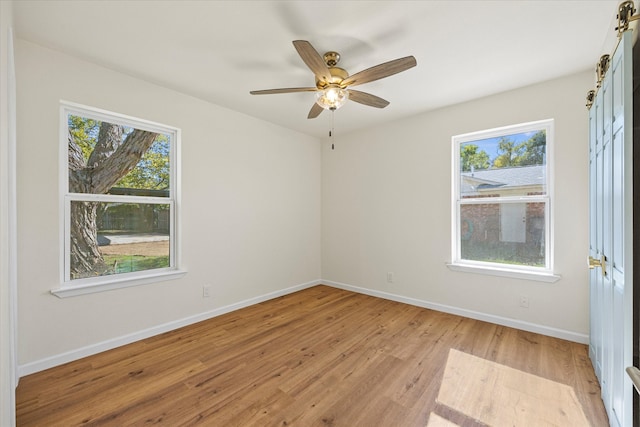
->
588, 255, 607, 276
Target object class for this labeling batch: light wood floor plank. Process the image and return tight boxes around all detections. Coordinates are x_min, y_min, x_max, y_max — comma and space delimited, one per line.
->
16, 285, 608, 426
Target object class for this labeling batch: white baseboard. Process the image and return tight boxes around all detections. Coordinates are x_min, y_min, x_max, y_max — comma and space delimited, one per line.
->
18, 280, 321, 377
323, 280, 589, 345
19, 278, 588, 377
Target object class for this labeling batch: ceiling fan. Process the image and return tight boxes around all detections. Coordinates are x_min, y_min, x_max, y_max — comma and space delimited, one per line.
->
250, 40, 417, 119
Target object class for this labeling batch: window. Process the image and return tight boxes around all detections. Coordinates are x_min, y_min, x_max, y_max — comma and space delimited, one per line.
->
450, 119, 558, 282
55, 102, 184, 297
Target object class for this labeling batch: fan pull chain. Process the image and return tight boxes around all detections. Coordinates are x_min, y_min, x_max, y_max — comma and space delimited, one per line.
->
330, 109, 336, 150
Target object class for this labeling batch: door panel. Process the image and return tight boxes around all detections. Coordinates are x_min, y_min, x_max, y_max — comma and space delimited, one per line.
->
589, 30, 633, 427
589, 103, 603, 380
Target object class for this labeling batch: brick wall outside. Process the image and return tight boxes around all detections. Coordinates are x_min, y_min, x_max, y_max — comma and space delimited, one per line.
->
460, 194, 545, 265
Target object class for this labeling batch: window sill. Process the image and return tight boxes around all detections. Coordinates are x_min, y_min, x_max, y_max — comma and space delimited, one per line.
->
446, 263, 561, 283
51, 269, 187, 298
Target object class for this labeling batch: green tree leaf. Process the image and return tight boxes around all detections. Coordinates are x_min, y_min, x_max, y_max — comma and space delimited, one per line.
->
517, 130, 546, 166
460, 144, 490, 172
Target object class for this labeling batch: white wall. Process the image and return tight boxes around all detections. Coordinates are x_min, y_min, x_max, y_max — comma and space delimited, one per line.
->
1, 1, 17, 424
16, 39, 322, 370
322, 71, 593, 340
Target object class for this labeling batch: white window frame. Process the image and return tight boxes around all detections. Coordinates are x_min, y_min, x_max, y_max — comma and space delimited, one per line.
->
53, 101, 185, 298
448, 119, 560, 283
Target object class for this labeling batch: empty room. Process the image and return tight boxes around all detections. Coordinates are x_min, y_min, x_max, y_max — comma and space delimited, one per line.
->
1, 1, 638, 426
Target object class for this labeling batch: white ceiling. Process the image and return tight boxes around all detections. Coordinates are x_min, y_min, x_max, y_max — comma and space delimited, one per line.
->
12, 0, 620, 139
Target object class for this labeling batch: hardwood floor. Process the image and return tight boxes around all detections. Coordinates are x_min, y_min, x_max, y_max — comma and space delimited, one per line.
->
16, 285, 608, 426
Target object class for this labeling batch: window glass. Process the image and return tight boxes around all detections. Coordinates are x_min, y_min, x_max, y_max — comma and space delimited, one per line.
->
69, 201, 171, 280
68, 115, 171, 196
460, 202, 546, 267
459, 130, 547, 199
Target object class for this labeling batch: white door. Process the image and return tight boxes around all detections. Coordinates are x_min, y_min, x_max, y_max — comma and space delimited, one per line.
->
589, 30, 634, 427
500, 202, 526, 243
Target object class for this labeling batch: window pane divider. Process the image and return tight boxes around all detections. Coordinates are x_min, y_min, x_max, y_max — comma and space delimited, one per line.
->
459, 195, 548, 204
66, 193, 171, 204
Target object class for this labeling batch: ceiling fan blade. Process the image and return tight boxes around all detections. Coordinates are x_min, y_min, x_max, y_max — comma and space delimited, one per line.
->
307, 102, 324, 119
250, 87, 317, 95
348, 90, 390, 108
342, 56, 417, 87
293, 40, 332, 84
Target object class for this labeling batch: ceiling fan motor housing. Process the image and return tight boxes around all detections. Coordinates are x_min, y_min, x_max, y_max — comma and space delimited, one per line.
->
316, 66, 349, 89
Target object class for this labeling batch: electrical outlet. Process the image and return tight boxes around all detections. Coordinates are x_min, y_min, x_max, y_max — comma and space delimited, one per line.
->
203, 285, 211, 298
519, 295, 529, 308
387, 272, 394, 283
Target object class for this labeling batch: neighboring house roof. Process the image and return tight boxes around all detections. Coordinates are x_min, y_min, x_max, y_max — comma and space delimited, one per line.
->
461, 165, 545, 195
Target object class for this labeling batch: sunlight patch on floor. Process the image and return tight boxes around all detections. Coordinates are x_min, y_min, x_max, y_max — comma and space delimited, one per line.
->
426, 412, 460, 426
436, 348, 589, 426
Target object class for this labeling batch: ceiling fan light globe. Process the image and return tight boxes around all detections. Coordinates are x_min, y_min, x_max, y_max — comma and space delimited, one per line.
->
315, 86, 349, 110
